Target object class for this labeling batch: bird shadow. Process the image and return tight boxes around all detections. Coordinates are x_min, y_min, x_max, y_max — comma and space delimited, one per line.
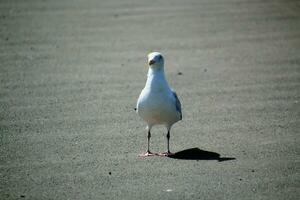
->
168, 147, 236, 162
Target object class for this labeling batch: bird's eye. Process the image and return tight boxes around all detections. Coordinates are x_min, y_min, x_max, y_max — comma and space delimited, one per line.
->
158, 55, 162, 59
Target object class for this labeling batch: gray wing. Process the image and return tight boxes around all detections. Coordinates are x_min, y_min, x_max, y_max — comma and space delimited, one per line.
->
171, 89, 182, 120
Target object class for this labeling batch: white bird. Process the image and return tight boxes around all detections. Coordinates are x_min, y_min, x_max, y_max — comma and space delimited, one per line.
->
136, 52, 182, 157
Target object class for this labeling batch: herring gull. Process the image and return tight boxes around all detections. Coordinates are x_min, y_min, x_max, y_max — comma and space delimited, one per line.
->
136, 52, 182, 157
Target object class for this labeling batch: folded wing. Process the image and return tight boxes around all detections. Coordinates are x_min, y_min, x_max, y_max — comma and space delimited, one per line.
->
171, 89, 182, 120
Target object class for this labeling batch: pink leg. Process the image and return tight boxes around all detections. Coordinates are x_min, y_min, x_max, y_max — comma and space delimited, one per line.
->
158, 130, 174, 157
138, 130, 156, 157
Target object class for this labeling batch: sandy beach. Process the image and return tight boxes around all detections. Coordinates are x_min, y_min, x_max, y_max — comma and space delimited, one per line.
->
1, 0, 299, 199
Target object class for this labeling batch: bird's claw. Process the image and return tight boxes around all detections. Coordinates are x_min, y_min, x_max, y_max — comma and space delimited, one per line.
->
138, 151, 156, 157
158, 151, 174, 157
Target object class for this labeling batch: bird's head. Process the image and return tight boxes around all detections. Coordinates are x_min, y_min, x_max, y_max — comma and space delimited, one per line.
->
147, 52, 164, 69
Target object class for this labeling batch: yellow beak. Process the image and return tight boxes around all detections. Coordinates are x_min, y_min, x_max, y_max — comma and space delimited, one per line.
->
148, 60, 155, 65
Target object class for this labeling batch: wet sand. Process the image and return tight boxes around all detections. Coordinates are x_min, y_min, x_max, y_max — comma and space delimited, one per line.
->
1, 0, 299, 199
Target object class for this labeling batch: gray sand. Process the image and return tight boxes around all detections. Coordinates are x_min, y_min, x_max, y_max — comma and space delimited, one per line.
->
1, 0, 300, 199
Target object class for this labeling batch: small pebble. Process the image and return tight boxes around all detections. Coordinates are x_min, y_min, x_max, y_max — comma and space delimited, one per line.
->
109, 172, 112, 175
177, 72, 182, 75
251, 169, 255, 172
20, 195, 25, 198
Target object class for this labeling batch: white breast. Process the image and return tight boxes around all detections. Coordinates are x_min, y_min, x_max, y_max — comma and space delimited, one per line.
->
137, 87, 179, 126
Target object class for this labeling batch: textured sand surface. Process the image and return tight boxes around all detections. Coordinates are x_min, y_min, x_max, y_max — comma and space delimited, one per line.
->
1, 0, 300, 199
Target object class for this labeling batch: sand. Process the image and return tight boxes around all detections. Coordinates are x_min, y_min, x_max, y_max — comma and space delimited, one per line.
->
1, 0, 299, 199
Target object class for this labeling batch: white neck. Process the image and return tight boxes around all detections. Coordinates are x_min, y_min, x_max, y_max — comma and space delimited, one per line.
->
147, 65, 164, 76
145, 66, 170, 91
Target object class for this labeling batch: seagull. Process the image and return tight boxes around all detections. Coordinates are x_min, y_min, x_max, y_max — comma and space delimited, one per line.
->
136, 52, 182, 157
